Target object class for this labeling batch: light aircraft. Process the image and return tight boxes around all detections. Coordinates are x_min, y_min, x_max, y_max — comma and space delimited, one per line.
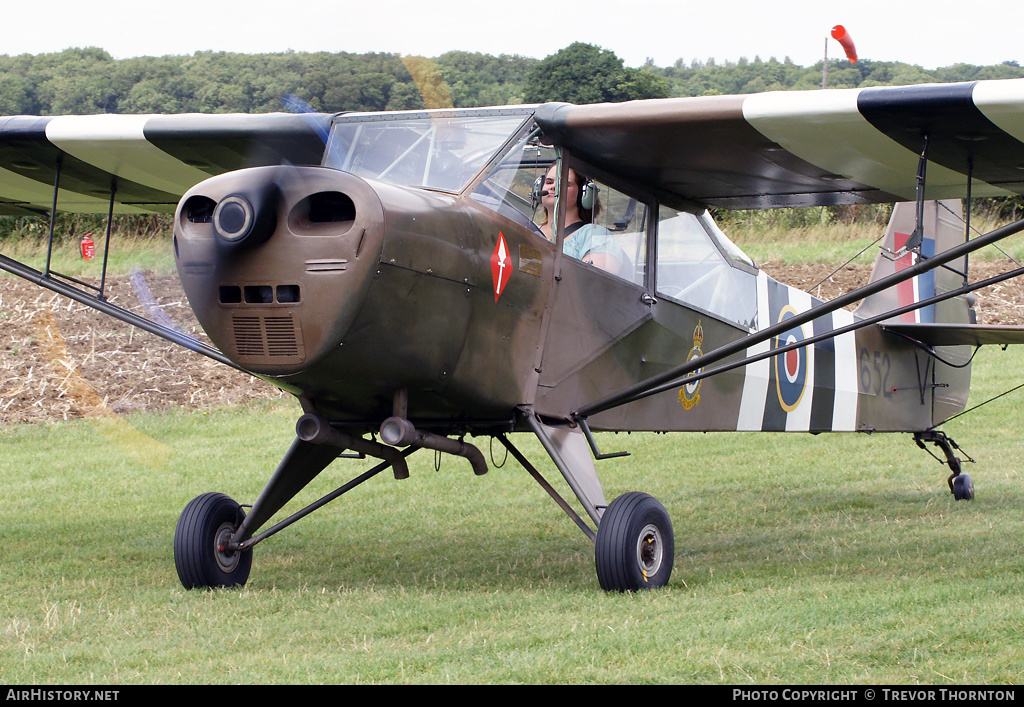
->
4, 79, 1024, 592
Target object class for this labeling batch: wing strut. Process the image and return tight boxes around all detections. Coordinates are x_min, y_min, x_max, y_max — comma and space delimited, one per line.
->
575, 215, 1024, 420
41, 162, 116, 301
43, 158, 62, 277
617, 261, 1024, 413
906, 134, 929, 254
886, 136, 972, 289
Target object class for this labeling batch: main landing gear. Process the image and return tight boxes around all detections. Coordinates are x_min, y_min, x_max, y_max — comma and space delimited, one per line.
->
171, 407, 675, 593
174, 492, 252, 589
594, 492, 674, 592
500, 410, 675, 592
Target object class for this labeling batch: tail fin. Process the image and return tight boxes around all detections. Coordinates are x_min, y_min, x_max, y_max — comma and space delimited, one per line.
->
855, 199, 972, 326
855, 200, 974, 428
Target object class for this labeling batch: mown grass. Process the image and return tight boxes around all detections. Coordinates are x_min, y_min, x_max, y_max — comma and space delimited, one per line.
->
2, 345, 1024, 684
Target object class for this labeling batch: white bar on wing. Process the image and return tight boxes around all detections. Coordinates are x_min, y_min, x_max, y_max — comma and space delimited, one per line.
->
46, 115, 210, 196
972, 78, 1024, 143
831, 309, 859, 432
742, 89, 1010, 200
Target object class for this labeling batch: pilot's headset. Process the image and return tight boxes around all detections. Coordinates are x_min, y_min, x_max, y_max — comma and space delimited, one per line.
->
530, 175, 546, 211
531, 170, 598, 215
577, 176, 597, 214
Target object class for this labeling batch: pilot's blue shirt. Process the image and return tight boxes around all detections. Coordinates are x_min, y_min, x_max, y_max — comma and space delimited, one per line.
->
563, 223, 625, 264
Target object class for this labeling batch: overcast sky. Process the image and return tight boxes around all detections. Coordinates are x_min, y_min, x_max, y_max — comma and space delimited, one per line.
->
3, 0, 1023, 70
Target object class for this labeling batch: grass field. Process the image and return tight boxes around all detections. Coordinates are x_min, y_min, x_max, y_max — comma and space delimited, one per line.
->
727, 210, 1024, 266
2, 346, 1024, 684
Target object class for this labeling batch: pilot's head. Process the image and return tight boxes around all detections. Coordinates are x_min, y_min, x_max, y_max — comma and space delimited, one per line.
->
541, 164, 600, 223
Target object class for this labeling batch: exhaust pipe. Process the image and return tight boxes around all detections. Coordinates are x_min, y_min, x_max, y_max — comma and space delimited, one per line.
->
296, 413, 410, 479
379, 416, 488, 476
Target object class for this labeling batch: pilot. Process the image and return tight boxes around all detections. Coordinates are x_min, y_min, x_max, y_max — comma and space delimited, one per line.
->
537, 163, 626, 276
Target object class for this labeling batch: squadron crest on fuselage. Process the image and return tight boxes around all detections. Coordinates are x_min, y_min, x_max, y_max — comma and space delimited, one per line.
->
678, 320, 704, 411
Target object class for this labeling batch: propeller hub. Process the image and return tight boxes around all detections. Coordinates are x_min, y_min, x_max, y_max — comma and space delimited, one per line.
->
211, 183, 280, 249
213, 195, 254, 242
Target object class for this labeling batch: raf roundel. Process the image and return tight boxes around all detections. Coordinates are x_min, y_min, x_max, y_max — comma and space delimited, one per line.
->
774, 305, 809, 413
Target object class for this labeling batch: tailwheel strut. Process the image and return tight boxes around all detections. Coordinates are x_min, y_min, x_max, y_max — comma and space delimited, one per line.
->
914, 430, 975, 500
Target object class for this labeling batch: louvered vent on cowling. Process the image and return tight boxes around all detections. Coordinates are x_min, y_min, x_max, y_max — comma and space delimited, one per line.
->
264, 316, 300, 357
231, 314, 304, 363
233, 316, 265, 357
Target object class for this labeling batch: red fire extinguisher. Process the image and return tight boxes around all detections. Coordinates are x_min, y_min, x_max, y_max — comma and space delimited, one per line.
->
80, 233, 95, 260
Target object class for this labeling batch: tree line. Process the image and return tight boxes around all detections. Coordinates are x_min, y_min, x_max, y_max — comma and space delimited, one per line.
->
3, 43, 1024, 116
0, 47, 537, 115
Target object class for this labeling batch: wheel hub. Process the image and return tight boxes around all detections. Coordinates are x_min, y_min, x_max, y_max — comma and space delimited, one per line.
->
636, 523, 664, 580
214, 522, 241, 573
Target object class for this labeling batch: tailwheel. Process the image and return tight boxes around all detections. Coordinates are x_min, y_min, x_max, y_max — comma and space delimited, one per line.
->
595, 492, 674, 592
950, 472, 975, 501
174, 492, 253, 589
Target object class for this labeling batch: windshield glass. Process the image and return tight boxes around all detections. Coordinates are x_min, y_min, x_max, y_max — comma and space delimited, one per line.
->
322, 112, 530, 193
471, 129, 554, 232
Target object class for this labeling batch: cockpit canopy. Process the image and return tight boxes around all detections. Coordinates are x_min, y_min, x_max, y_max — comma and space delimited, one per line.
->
322, 109, 533, 193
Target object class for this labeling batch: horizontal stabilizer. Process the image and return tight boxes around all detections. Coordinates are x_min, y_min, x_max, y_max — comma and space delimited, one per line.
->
882, 322, 1024, 346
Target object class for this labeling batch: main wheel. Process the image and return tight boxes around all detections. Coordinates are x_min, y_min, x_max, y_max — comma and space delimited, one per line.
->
174, 492, 252, 589
595, 492, 674, 592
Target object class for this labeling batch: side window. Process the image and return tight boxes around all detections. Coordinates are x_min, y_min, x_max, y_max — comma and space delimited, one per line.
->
471, 131, 554, 236
578, 178, 648, 286
472, 148, 649, 287
656, 207, 757, 328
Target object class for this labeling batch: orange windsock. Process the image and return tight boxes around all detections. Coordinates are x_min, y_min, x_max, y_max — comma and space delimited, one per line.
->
831, 25, 858, 63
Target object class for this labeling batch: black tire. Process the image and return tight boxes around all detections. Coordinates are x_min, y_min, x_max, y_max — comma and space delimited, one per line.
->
952, 473, 975, 501
174, 492, 252, 589
595, 492, 674, 592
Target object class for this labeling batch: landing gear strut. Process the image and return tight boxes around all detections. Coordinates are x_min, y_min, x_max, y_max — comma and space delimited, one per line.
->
172, 407, 484, 590
503, 412, 676, 592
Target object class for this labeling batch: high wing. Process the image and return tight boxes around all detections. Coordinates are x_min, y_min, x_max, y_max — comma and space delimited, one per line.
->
0, 112, 333, 215
0, 111, 332, 368
3, 80, 1024, 215
534, 79, 1024, 208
